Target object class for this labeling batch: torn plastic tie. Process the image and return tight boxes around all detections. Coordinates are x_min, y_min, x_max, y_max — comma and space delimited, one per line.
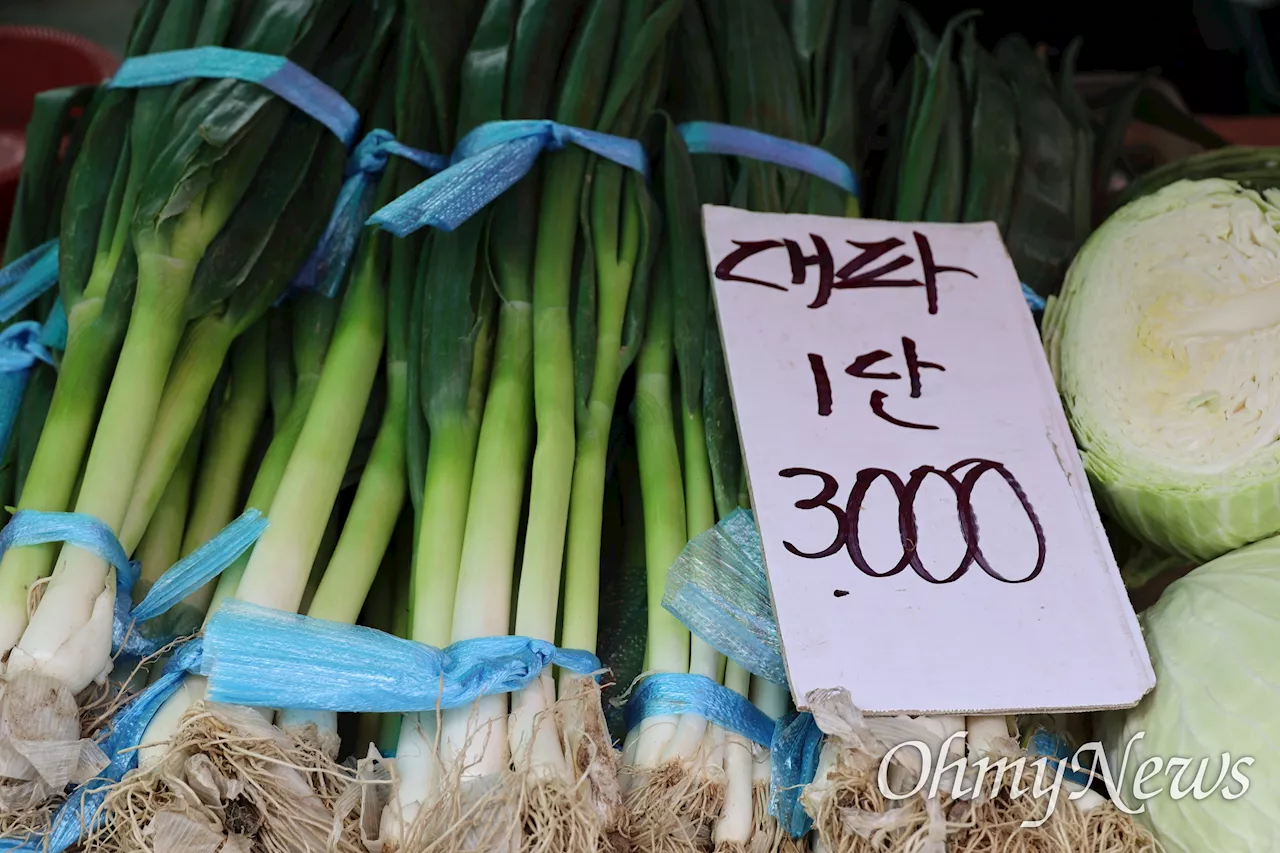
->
367, 118, 649, 235
289, 128, 446, 299
0, 508, 266, 659
0, 323, 54, 452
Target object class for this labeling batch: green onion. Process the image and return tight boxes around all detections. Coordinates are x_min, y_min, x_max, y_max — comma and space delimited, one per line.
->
3, 0, 374, 694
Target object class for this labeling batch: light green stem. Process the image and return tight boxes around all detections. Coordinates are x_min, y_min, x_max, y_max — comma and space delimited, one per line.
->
558, 408, 610, 653
682, 407, 716, 540
134, 419, 201, 599
120, 314, 236, 553
205, 335, 329, 618
50, 245, 198, 608
0, 299, 118, 651
232, 261, 387, 614
634, 307, 688, 675
178, 322, 268, 620
725, 662, 750, 697
307, 361, 408, 624
750, 678, 789, 720
203, 307, 330, 617
682, 404, 724, 682
513, 150, 589, 645
411, 417, 479, 647
456, 301, 534, 641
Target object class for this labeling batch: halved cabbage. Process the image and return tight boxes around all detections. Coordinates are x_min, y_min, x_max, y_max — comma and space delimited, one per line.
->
1044, 178, 1280, 560
1101, 536, 1280, 852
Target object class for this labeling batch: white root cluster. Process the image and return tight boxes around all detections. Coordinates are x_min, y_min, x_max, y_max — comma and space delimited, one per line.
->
0, 678, 1163, 853
801, 690, 1160, 853
375, 676, 621, 853
89, 702, 367, 853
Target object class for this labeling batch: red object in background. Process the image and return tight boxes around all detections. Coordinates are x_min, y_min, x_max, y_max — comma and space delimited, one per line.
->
0, 26, 119, 242
1197, 116, 1280, 147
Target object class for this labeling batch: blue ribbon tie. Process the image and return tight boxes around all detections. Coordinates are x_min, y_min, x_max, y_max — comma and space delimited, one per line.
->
40, 298, 68, 351
623, 673, 776, 748
200, 600, 601, 712
662, 508, 788, 687
769, 712, 825, 837
1022, 282, 1046, 313
0, 240, 59, 323
678, 121, 859, 200
109, 47, 360, 147
291, 129, 447, 298
368, 119, 650, 236
1026, 728, 1098, 790
0, 322, 53, 451
0, 508, 266, 659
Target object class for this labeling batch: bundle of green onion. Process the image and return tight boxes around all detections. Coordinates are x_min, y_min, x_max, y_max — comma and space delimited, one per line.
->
874, 12, 1094, 300
0, 2, 1202, 851
0, 0, 402, 822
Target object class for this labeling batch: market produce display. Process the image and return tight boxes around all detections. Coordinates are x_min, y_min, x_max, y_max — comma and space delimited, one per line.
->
0, 0, 1275, 851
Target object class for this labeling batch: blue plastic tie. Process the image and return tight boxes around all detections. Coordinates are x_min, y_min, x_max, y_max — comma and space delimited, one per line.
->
0, 322, 53, 452
199, 600, 601, 712
130, 509, 267, 624
678, 121, 859, 200
1026, 729, 1096, 789
645, 509, 829, 838
1022, 282, 1046, 313
0, 509, 134, 579
769, 712, 825, 837
663, 508, 788, 686
109, 47, 360, 147
0, 240, 59, 323
368, 119, 650, 236
0, 508, 266, 658
40, 298, 67, 351
623, 673, 776, 748
291, 128, 447, 298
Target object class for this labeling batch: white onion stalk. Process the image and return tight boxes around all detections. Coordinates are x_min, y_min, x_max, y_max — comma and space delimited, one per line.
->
276, 348, 407, 758
381, 219, 495, 842
714, 662, 754, 850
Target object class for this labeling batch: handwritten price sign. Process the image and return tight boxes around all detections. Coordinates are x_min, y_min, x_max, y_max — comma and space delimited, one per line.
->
703, 207, 1153, 716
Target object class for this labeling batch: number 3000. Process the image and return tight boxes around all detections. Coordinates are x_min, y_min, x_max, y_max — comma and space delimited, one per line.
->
778, 459, 1046, 584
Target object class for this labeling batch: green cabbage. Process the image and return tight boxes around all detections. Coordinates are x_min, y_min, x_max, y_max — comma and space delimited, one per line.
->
1044, 178, 1280, 561
1101, 536, 1280, 852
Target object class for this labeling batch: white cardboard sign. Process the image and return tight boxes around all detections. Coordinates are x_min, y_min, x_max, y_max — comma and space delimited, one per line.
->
702, 205, 1154, 716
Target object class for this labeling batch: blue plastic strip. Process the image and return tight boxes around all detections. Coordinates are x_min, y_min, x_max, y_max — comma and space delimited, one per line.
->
109, 47, 360, 147
0, 322, 53, 452
40, 298, 67, 351
678, 121, 859, 199
769, 712, 825, 837
0, 641, 204, 853
1022, 282, 1046, 312
0, 508, 266, 658
130, 509, 266, 623
291, 129, 447, 298
0, 240, 59, 322
623, 673, 776, 748
200, 600, 601, 712
368, 119, 650, 236
0, 509, 133, 578
662, 508, 788, 686
1026, 729, 1095, 788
